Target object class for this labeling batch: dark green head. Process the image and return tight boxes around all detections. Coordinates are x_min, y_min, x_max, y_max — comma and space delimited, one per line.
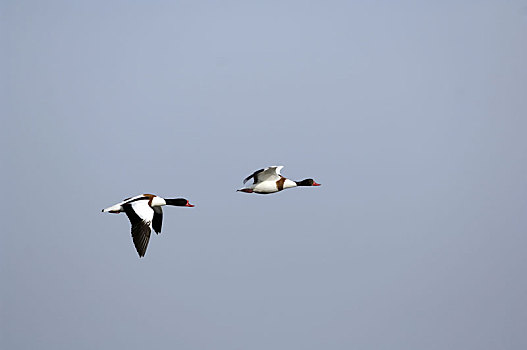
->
295, 179, 321, 187
165, 198, 195, 207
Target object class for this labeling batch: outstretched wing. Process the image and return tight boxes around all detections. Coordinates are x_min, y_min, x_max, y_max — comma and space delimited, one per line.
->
243, 166, 284, 184
152, 207, 163, 234
123, 200, 154, 257
243, 168, 264, 184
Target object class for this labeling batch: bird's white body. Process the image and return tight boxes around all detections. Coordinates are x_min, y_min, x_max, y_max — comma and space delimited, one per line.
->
102, 194, 166, 213
250, 178, 297, 193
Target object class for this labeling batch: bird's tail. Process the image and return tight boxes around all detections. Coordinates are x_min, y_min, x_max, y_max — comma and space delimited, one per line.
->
101, 204, 123, 213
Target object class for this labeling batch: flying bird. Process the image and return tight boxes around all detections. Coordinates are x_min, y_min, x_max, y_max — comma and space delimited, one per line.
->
102, 194, 194, 257
237, 166, 321, 194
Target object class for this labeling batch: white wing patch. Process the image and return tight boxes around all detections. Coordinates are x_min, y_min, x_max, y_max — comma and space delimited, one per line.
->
130, 200, 154, 223
255, 166, 284, 183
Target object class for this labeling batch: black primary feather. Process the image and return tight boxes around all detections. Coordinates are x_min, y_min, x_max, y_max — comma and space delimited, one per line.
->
123, 204, 152, 257
243, 168, 265, 184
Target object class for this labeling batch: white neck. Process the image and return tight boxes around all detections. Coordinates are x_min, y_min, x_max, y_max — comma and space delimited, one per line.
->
150, 196, 166, 207
283, 179, 297, 189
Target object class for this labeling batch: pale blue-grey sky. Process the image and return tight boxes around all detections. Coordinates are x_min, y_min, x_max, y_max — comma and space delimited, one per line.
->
3, 1, 527, 349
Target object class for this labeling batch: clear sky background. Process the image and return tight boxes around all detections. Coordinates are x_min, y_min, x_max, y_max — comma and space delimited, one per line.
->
2, 1, 527, 349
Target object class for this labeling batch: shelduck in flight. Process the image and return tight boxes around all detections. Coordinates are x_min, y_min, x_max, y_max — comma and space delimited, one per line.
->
102, 194, 194, 257
237, 166, 321, 194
